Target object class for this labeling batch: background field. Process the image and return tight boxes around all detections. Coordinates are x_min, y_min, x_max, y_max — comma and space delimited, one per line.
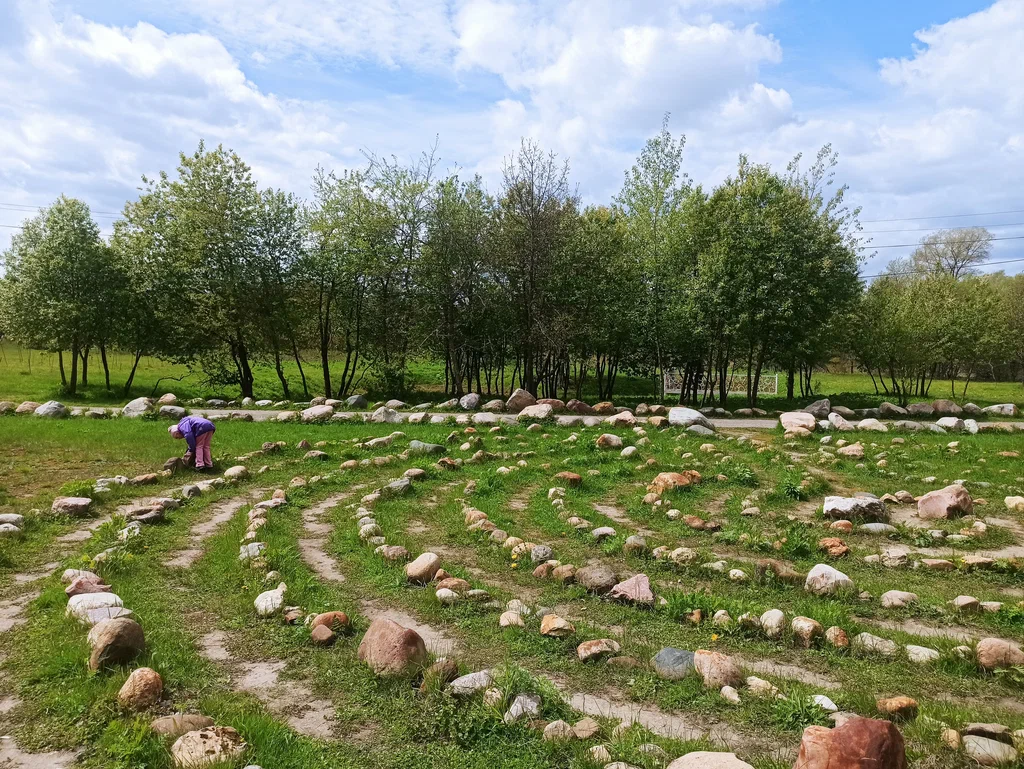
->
2, 343, 1022, 410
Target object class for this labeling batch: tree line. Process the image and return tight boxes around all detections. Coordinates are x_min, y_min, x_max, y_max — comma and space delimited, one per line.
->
2, 122, 1017, 405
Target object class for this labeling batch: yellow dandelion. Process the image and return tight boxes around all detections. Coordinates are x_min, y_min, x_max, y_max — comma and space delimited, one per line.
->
511, 563, 518, 569
711, 633, 720, 642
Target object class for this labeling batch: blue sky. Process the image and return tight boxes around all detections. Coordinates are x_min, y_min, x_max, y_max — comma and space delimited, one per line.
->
1, 0, 1022, 276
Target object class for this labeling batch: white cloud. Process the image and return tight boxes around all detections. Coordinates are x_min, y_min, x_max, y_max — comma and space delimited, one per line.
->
1, 0, 1022, 279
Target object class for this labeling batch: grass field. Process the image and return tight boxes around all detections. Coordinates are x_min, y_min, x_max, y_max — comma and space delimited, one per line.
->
2, 414, 1023, 768
2, 343, 1022, 411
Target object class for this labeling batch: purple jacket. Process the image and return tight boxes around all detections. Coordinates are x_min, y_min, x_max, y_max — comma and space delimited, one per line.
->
176, 415, 215, 452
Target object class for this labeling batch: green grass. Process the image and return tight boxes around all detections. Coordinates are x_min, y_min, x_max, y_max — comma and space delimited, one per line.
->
3, 416, 1024, 768
3, 343, 1023, 410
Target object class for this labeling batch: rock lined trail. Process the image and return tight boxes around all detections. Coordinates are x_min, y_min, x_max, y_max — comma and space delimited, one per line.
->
163, 490, 267, 568
197, 630, 336, 739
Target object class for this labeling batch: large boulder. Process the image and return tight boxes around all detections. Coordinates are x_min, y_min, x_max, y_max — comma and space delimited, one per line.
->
346, 394, 368, 409
931, 399, 962, 415
357, 617, 427, 676
118, 667, 164, 710
88, 617, 145, 670
370, 406, 403, 424
917, 484, 973, 520
609, 574, 654, 605
517, 403, 553, 421
301, 404, 334, 423
668, 407, 714, 430
906, 402, 934, 416
794, 717, 906, 769
159, 405, 187, 420
804, 564, 854, 596
651, 647, 695, 680
459, 393, 481, 410
34, 400, 68, 418
802, 399, 831, 420
975, 638, 1024, 671
693, 649, 743, 688
575, 563, 618, 594
122, 397, 155, 418
982, 403, 1019, 417
506, 388, 537, 412
780, 412, 817, 432
15, 401, 41, 414
647, 471, 701, 494
52, 496, 93, 517
171, 726, 246, 768
565, 399, 596, 415
406, 552, 441, 584
823, 496, 887, 521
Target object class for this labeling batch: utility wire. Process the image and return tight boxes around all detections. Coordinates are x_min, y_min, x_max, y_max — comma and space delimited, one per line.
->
860, 208, 1024, 223
861, 256, 1024, 279
864, 235, 1024, 250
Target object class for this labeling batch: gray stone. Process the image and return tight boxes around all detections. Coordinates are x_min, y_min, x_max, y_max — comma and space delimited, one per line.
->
34, 400, 68, 418
652, 647, 695, 680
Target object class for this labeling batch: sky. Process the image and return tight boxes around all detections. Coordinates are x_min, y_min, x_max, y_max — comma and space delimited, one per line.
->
1, 0, 1023, 277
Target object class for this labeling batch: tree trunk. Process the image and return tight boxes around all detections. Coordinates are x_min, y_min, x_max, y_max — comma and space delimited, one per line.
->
68, 339, 79, 396
100, 343, 111, 390
80, 346, 89, 387
123, 350, 143, 396
58, 349, 67, 388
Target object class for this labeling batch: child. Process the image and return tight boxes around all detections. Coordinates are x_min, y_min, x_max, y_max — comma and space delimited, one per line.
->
169, 415, 216, 471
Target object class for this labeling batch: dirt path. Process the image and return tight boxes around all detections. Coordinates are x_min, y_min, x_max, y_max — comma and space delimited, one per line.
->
197, 630, 336, 739
297, 490, 365, 584
163, 491, 267, 568
0, 737, 77, 769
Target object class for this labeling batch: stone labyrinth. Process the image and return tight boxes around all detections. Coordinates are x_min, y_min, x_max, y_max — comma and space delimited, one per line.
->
1, 392, 1024, 768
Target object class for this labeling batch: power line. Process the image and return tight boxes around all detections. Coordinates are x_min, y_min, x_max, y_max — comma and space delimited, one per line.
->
861, 222, 1024, 234
861, 256, 1024, 279
860, 208, 1024, 223
0, 202, 121, 218
865, 235, 1024, 250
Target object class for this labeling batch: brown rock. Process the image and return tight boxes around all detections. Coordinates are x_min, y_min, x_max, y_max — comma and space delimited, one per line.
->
792, 617, 824, 648
551, 564, 576, 584
577, 638, 622, 662
755, 558, 805, 586
825, 626, 850, 648
694, 649, 743, 688
917, 484, 973, 520
609, 574, 655, 605
310, 624, 336, 646
89, 617, 145, 671
876, 696, 918, 721
66, 576, 111, 597
357, 618, 427, 676
819, 537, 849, 557
554, 471, 582, 488
795, 718, 906, 769
647, 471, 702, 495
171, 726, 246, 767
575, 563, 617, 594
117, 667, 163, 710
150, 714, 215, 739
975, 638, 1024, 671
436, 577, 472, 594
566, 399, 597, 415
405, 552, 441, 584
539, 614, 575, 638
592, 401, 617, 415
